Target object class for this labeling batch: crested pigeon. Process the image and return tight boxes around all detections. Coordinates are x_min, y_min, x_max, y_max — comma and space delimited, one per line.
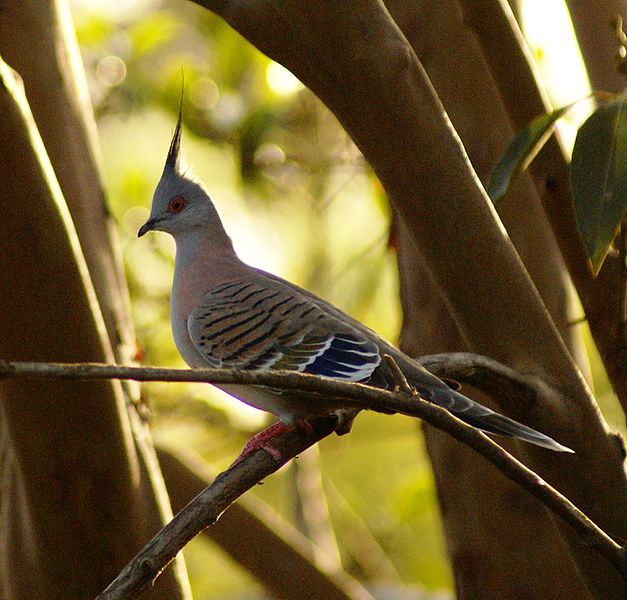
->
138, 109, 572, 455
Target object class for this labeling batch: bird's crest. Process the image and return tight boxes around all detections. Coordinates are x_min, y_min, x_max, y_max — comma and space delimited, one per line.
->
165, 79, 184, 173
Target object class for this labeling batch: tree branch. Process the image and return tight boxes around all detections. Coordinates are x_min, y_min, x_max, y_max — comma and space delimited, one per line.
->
0, 358, 624, 592
95, 415, 343, 599
381, 4, 593, 593
419, 352, 549, 409
156, 446, 375, 600
458, 0, 627, 407
0, 357, 538, 407
565, 0, 626, 93
0, 54, 188, 598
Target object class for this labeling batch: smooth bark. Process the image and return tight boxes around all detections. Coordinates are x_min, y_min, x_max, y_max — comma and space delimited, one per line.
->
566, 0, 626, 93
0, 46, 188, 600
387, 1, 591, 596
460, 0, 627, 409
0, 0, 135, 360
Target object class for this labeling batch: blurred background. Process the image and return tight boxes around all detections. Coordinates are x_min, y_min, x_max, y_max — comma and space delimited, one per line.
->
68, 0, 621, 597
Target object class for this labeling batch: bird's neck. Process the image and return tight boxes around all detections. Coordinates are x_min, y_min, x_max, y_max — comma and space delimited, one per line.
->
174, 223, 235, 261
172, 228, 246, 316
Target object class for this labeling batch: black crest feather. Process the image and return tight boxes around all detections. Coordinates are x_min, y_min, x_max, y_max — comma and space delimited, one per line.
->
166, 77, 184, 172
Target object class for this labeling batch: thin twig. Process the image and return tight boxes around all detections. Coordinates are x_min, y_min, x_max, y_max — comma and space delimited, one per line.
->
417, 352, 542, 408
0, 357, 625, 590
156, 447, 376, 600
383, 353, 415, 394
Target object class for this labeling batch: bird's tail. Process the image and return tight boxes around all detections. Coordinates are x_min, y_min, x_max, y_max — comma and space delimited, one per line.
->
414, 379, 573, 453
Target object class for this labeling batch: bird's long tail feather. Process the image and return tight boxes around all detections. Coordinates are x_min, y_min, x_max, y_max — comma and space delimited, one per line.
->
417, 383, 573, 453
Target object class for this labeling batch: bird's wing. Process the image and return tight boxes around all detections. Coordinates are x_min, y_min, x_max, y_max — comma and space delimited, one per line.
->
187, 278, 381, 381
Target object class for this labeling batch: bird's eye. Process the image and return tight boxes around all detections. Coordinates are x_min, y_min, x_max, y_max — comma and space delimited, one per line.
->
167, 196, 186, 214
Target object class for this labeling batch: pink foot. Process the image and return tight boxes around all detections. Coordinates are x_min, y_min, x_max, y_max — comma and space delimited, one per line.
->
230, 419, 314, 467
231, 421, 290, 466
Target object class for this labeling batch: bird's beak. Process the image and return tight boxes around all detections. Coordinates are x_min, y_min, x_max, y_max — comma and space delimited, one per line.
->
138, 217, 159, 237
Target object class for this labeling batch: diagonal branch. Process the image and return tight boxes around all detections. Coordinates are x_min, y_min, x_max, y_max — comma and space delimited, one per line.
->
0, 54, 188, 598
458, 0, 627, 407
419, 351, 553, 408
95, 415, 342, 599
156, 446, 375, 600
0, 358, 624, 594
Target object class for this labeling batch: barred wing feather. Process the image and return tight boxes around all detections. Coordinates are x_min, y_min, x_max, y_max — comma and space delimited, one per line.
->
188, 279, 381, 382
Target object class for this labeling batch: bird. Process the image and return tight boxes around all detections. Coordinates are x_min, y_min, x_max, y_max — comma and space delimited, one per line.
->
138, 107, 573, 458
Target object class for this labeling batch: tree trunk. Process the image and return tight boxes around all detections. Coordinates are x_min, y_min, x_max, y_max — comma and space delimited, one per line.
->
0, 2, 190, 597
387, 2, 591, 595
565, 0, 626, 93
460, 0, 627, 408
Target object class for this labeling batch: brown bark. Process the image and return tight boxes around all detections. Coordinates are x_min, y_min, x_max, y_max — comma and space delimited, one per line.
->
190, 0, 626, 596
460, 0, 627, 410
0, 0, 135, 361
3, 359, 624, 580
564, 0, 627, 414
394, 233, 590, 596
387, 1, 591, 596
0, 3, 189, 596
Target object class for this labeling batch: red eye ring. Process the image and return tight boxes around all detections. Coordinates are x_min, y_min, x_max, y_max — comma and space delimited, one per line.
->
168, 195, 186, 214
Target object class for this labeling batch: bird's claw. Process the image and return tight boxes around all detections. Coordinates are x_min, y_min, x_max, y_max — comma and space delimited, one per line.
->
230, 421, 290, 467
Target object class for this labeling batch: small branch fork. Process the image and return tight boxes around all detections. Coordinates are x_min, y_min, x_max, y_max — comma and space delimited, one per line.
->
0, 357, 625, 597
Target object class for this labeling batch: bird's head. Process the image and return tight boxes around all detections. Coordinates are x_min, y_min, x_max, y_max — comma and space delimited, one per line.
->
138, 107, 222, 240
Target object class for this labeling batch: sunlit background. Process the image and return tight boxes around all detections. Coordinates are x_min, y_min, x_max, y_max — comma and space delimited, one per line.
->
68, 1, 618, 598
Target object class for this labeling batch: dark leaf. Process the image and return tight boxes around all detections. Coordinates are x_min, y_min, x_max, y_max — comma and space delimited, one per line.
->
571, 95, 626, 274
488, 103, 575, 204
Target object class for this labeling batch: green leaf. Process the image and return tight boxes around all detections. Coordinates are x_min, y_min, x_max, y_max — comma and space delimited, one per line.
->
487, 103, 575, 204
571, 95, 627, 274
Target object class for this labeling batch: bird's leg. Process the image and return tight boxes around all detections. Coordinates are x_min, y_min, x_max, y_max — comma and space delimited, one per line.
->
231, 421, 287, 466
230, 419, 314, 467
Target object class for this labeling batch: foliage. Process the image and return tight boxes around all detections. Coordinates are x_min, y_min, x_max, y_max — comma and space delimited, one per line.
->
487, 102, 575, 202
571, 95, 626, 273
488, 92, 626, 274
